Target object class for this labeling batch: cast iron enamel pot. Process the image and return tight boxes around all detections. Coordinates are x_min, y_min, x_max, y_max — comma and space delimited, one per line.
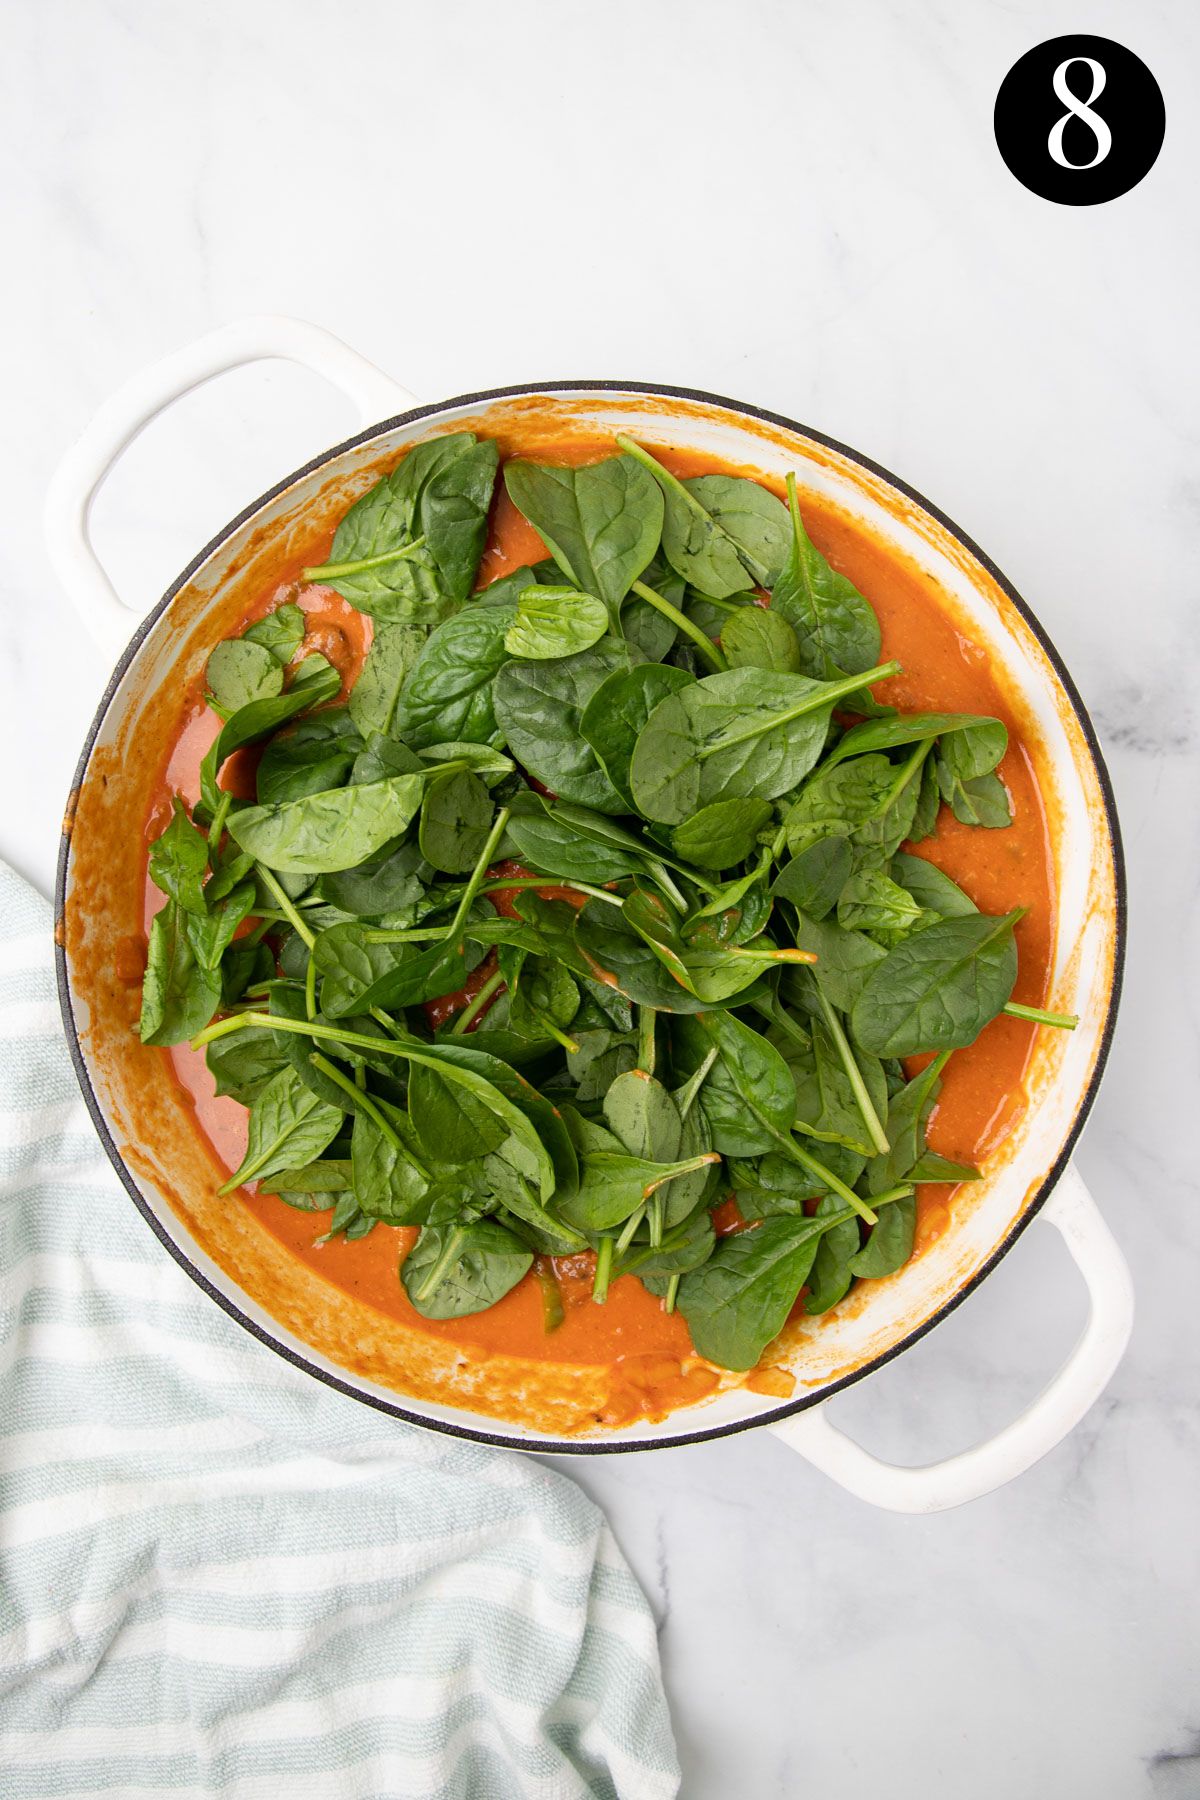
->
45, 318, 1131, 1512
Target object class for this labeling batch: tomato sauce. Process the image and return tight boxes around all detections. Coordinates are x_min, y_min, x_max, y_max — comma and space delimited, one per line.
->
145, 433, 1055, 1385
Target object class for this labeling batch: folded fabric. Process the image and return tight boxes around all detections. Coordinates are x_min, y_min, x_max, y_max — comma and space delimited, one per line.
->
0, 862, 679, 1800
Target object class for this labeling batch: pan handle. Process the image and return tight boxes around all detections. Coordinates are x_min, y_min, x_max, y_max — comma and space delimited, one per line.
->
767, 1162, 1133, 1512
43, 315, 419, 654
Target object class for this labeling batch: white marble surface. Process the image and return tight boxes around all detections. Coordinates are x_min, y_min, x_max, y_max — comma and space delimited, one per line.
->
4, 1, 1198, 1793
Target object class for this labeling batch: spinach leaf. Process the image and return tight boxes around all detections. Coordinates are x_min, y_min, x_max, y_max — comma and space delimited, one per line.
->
720, 605, 801, 673
782, 750, 925, 867
138, 902, 222, 1046
909, 1151, 980, 1183
206, 1025, 287, 1103
419, 439, 502, 603
492, 640, 630, 811
206, 639, 284, 713
909, 754, 941, 842
314, 921, 419, 1018
559, 1148, 720, 1233
578, 662, 693, 812
574, 900, 710, 1014
184, 880, 257, 972
787, 914, 887, 1015
197, 656, 341, 819
565, 1027, 639, 1101
622, 887, 773, 1006
627, 1203, 716, 1287
849, 1193, 917, 1279
672, 1010, 796, 1156
837, 867, 928, 942
670, 797, 772, 871
603, 1068, 682, 1162
349, 733, 423, 786
243, 603, 304, 666
770, 837, 853, 919
319, 839, 426, 919
316, 922, 484, 1017
220, 1065, 342, 1195
824, 710, 1006, 770
503, 455, 663, 622
504, 586, 609, 660
228, 774, 426, 874
862, 1057, 946, 1196
851, 911, 1022, 1056
148, 799, 209, 916
730, 1144, 866, 1215
677, 1214, 842, 1369
401, 1220, 532, 1319
621, 550, 684, 661
890, 853, 976, 918
937, 761, 1012, 827
409, 1060, 510, 1163
787, 1015, 890, 1158
505, 955, 580, 1044
618, 438, 790, 595
351, 1098, 432, 1223
348, 622, 424, 738
804, 1193, 863, 1314
256, 710, 363, 806
505, 793, 647, 884
418, 769, 494, 874
306, 435, 498, 616
391, 598, 519, 749
770, 472, 880, 677
630, 664, 890, 824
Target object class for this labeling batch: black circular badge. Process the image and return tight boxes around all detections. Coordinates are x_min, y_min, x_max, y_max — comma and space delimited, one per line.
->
994, 35, 1164, 205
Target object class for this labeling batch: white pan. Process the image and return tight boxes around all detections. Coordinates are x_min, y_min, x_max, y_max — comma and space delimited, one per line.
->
46, 317, 1131, 1512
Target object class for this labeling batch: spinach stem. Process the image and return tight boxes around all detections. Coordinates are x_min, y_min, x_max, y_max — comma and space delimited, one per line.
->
648, 1193, 664, 1249
618, 437, 762, 589
303, 536, 427, 583
630, 577, 727, 674
772, 1129, 880, 1226
882, 737, 934, 811
615, 1206, 646, 1258
638, 1005, 657, 1077
207, 791, 232, 852
362, 926, 460, 944
529, 1007, 580, 1055
479, 876, 625, 907
449, 967, 505, 1035
537, 1263, 565, 1333
674, 1045, 718, 1119
644, 1154, 720, 1197
695, 662, 902, 760
813, 981, 891, 1156
664, 1272, 681, 1314
255, 865, 316, 950
414, 1224, 466, 1304
592, 1236, 614, 1304
304, 952, 317, 1021
727, 944, 818, 965
446, 805, 510, 938
369, 1007, 404, 1038
645, 859, 689, 913
309, 1052, 431, 1180
1003, 1001, 1078, 1030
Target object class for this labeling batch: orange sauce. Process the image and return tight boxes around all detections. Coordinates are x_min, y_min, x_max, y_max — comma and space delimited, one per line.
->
145, 433, 1055, 1380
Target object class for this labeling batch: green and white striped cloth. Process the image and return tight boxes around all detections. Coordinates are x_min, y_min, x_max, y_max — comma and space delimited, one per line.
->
0, 862, 679, 1800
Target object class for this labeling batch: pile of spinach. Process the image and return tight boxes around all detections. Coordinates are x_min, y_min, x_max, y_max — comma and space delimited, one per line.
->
140, 433, 1075, 1374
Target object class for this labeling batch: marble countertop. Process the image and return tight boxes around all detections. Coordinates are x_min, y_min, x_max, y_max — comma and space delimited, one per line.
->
4, 1, 1197, 1793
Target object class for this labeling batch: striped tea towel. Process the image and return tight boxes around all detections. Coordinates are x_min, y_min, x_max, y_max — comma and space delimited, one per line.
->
0, 861, 679, 1800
